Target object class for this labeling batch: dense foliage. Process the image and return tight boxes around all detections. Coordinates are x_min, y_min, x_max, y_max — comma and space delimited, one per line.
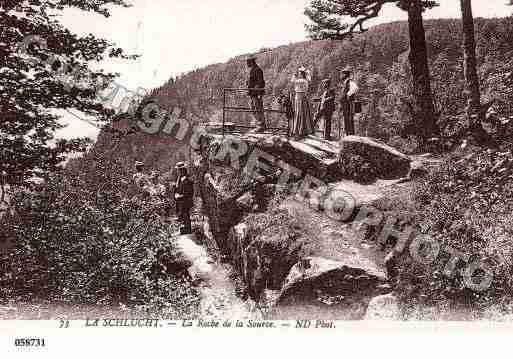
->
305, 0, 440, 141
0, 0, 203, 317
388, 142, 513, 316
0, 0, 138, 191
1, 153, 200, 318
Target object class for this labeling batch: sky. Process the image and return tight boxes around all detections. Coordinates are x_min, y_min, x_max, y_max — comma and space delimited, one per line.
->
54, 0, 513, 139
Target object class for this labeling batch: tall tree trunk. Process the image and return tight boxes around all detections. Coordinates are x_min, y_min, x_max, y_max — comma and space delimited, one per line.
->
407, 0, 438, 140
460, 0, 482, 127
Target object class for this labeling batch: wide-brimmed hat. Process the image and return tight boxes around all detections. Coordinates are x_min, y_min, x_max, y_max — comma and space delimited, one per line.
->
135, 161, 144, 167
246, 54, 257, 61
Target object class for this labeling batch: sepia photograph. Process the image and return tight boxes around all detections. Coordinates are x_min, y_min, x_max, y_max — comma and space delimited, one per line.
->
2, 0, 513, 355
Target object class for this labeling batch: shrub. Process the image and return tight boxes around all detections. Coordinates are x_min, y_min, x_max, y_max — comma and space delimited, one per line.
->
395, 145, 513, 315
0, 158, 200, 318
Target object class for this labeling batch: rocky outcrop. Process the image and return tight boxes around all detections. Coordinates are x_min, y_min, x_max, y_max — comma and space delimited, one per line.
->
227, 222, 304, 301
192, 154, 245, 257
203, 133, 342, 181
192, 131, 415, 318
277, 257, 387, 306
341, 136, 411, 179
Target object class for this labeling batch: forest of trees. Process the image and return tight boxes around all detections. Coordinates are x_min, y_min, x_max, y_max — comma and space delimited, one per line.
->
305, 0, 440, 141
0, 0, 200, 317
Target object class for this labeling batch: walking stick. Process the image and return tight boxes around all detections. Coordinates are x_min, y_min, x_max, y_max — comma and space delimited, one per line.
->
338, 115, 341, 140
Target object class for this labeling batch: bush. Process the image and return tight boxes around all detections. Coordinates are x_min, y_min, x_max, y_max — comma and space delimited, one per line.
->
242, 201, 310, 294
0, 157, 200, 318
395, 145, 513, 315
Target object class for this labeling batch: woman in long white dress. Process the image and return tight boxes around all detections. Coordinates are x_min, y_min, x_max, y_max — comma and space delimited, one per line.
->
290, 67, 314, 138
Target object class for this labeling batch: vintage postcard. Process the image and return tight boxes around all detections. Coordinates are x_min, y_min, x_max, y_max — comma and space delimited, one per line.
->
1, 0, 513, 356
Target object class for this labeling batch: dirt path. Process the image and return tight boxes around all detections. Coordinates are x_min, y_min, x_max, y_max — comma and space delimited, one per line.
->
174, 234, 262, 319
281, 184, 392, 273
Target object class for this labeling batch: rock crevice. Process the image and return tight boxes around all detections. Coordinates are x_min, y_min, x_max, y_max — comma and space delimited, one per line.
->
191, 132, 415, 319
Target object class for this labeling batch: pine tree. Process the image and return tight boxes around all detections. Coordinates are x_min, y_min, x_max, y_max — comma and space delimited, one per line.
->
0, 0, 136, 191
305, 0, 439, 141
460, 0, 482, 127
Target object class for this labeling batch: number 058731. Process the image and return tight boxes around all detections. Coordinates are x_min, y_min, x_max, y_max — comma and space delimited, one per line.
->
14, 338, 46, 347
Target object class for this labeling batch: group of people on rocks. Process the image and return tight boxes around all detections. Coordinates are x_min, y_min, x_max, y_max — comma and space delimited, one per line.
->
133, 160, 194, 234
245, 54, 359, 140
131, 56, 359, 234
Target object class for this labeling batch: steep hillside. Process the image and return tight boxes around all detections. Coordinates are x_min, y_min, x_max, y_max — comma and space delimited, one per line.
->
149, 18, 513, 130
89, 17, 513, 175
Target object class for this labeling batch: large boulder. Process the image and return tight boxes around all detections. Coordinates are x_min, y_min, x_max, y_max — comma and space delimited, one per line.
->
204, 133, 342, 181
341, 136, 411, 179
277, 257, 387, 308
364, 293, 401, 320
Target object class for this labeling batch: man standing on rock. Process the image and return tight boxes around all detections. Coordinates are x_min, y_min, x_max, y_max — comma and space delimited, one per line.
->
314, 78, 336, 141
339, 66, 359, 137
174, 162, 194, 234
246, 54, 266, 132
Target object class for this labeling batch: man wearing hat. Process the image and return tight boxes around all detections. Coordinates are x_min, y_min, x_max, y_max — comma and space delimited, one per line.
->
246, 55, 266, 132
339, 66, 359, 136
314, 78, 336, 140
173, 162, 194, 234
133, 161, 150, 190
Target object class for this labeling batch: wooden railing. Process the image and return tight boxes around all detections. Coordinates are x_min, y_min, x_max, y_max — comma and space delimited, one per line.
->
222, 88, 290, 137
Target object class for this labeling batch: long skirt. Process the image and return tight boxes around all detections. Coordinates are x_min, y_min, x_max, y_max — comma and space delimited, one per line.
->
291, 92, 313, 138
